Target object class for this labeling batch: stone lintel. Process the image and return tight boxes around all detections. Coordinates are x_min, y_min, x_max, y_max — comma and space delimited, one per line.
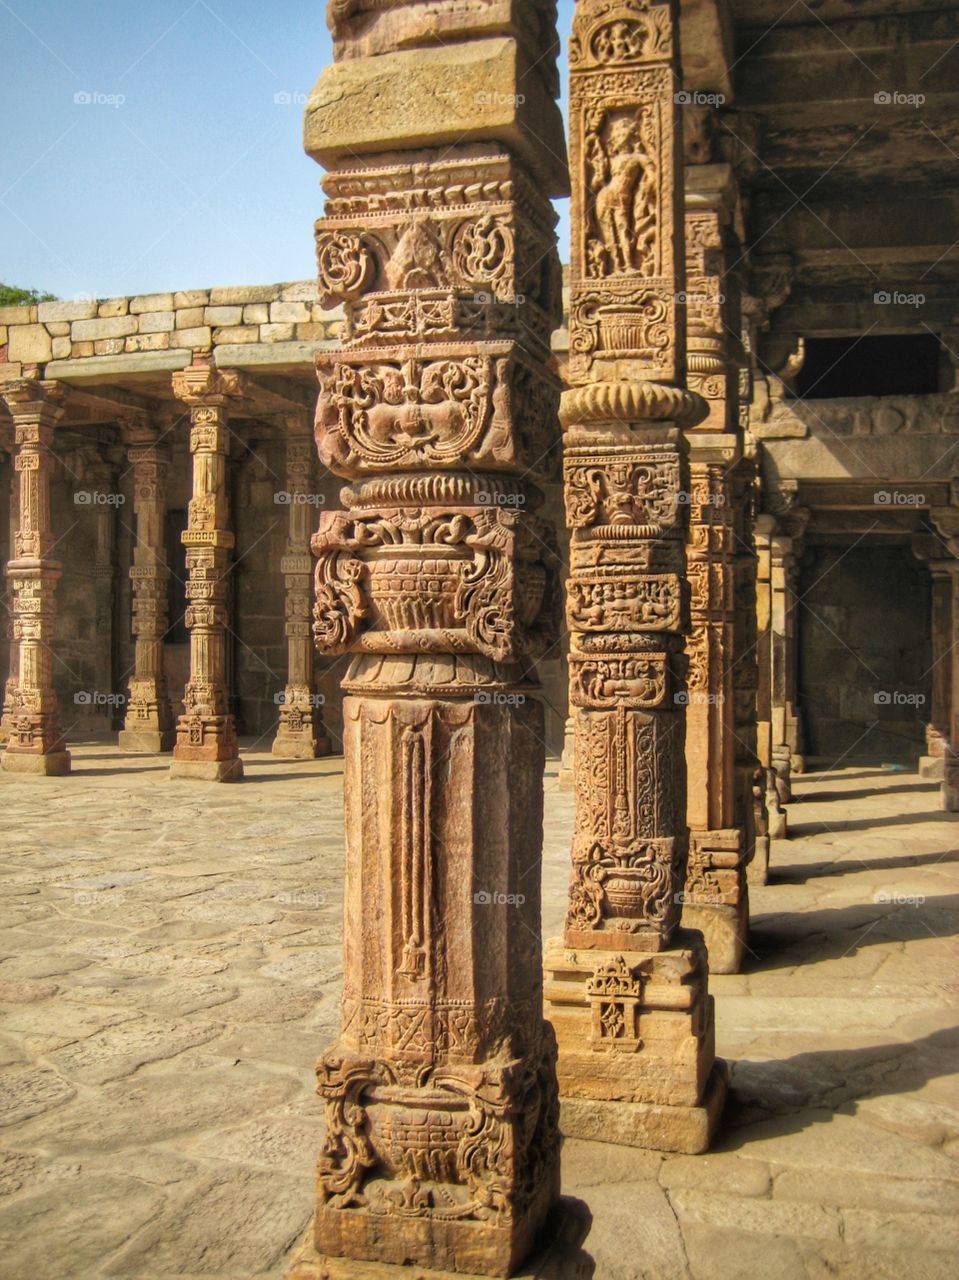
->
303, 37, 569, 197
45, 351, 193, 383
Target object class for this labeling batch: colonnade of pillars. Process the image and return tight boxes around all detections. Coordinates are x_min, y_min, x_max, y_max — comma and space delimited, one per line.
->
0, 368, 330, 778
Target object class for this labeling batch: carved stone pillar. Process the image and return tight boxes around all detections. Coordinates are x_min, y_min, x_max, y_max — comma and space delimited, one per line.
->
945, 564, 959, 811
273, 421, 330, 760
287, 4, 591, 1278
918, 563, 952, 780
87, 457, 118, 719
732, 444, 768, 887
543, 0, 725, 1155
119, 426, 175, 753
0, 379, 70, 775
169, 366, 243, 782
678, 177, 748, 973
0, 450, 20, 745
753, 512, 785, 836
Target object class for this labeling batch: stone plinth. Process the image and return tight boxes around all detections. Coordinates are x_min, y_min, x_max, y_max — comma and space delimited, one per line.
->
544, 935, 725, 1153
287, 1199, 595, 1280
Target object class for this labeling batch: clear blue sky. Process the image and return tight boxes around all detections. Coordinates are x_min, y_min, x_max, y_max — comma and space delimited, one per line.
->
1, 0, 573, 300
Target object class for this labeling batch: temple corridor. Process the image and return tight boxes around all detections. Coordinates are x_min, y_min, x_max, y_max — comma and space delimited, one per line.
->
0, 750, 956, 1279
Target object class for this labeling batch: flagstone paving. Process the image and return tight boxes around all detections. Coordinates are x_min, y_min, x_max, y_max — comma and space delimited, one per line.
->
0, 745, 957, 1278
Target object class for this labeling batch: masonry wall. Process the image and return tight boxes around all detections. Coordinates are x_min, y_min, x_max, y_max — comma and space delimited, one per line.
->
797, 541, 932, 765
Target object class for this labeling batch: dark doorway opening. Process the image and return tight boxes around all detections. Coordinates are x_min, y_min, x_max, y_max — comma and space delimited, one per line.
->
795, 334, 941, 399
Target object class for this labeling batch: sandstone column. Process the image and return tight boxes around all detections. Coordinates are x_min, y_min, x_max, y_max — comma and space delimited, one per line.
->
170, 366, 243, 782
678, 176, 749, 973
88, 457, 118, 717
753, 511, 786, 836
272, 419, 329, 760
945, 563, 959, 811
119, 425, 176, 752
0, 451, 20, 745
0, 379, 70, 775
543, 0, 725, 1154
288, 3, 590, 1277
732, 445, 769, 886
919, 563, 952, 780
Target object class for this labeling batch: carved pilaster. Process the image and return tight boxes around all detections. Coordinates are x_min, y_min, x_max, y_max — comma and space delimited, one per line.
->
286, 4, 592, 1278
0, 453, 20, 745
0, 379, 71, 774
119, 423, 175, 753
543, 0, 725, 1155
273, 421, 330, 760
169, 367, 243, 782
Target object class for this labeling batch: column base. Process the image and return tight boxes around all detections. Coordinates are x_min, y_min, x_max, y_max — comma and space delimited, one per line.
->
919, 755, 945, 780
768, 808, 788, 840
118, 729, 175, 754
681, 895, 749, 975
271, 734, 331, 760
286, 1198, 595, 1280
1, 749, 71, 776
544, 932, 723, 1154
169, 757, 243, 782
558, 1063, 727, 1155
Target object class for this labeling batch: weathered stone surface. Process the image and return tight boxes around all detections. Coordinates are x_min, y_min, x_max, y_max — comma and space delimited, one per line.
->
0, 1066, 76, 1126
8, 323, 53, 363
137, 309, 175, 333
130, 292, 174, 314
204, 305, 243, 326
36, 299, 98, 322
71, 315, 138, 341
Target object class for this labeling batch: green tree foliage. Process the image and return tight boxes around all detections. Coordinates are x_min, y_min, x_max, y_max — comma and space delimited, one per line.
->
0, 283, 57, 307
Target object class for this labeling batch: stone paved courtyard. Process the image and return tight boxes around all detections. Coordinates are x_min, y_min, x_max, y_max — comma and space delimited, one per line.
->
0, 746, 957, 1279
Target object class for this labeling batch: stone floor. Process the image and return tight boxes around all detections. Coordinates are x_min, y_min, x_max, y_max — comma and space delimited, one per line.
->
0, 744, 957, 1279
